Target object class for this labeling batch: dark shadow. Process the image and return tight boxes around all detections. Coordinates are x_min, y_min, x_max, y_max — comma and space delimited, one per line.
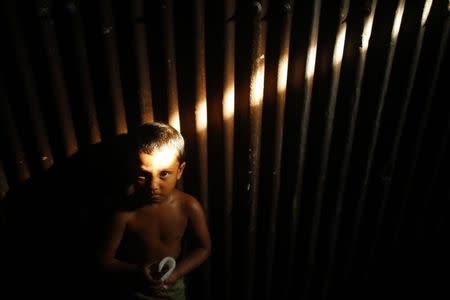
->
0, 134, 135, 299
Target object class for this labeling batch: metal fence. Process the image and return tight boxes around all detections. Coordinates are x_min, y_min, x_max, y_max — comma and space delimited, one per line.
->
1, 1, 448, 299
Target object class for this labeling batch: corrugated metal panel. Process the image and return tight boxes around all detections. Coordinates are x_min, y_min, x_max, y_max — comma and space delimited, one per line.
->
0, 0, 448, 299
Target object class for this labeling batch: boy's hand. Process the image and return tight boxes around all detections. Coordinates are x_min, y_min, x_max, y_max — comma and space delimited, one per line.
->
162, 269, 179, 286
139, 261, 178, 296
135, 263, 165, 294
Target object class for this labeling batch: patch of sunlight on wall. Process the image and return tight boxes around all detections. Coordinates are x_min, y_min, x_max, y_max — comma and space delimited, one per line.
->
169, 111, 181, 132
392, 1, 405, 41
361, 6, 376, 53
277, 54, 289, 96
223, 85, 235, 121
196, 98, 207, 133
250, 55, 265, 108
421, 0, 433, 26
333, 24, 347, 68
306, 46, 317, 80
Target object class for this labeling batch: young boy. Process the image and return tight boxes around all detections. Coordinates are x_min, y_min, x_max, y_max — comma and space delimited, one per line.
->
97, 122, 211, 300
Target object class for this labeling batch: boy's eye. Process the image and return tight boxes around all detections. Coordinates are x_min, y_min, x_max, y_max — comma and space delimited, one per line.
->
137, 176, 146, 183
160, 171, 170, 178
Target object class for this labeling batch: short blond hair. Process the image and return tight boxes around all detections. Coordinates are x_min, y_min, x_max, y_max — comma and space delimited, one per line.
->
135, 122, 185, 163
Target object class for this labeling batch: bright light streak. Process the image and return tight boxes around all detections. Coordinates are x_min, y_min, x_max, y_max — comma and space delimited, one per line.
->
421, 0, 433, 26
306, 45, 317, 80
333, 24, 347, 67
223, 84, 235, 121
392, 1, 405, 41
169, 111, 181, 132
277, 54, 289, 96
250, 55, 265, 108
196, 98, 207, 132
361, 8, 375, 52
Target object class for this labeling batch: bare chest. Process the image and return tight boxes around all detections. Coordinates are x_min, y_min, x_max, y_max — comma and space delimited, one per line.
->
126, 204, 187, 241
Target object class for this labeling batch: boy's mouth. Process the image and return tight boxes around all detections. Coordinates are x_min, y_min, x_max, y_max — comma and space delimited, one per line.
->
150, 194, 166, 203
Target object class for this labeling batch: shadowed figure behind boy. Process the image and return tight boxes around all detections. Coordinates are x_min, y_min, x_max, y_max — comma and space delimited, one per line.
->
0, 134, 141, 299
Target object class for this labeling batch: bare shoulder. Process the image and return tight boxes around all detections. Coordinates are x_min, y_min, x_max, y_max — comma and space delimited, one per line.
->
112, 209, 134, 224
174, 190, 204, 216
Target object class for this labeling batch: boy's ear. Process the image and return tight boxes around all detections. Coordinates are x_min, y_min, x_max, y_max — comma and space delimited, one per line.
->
177, 162, 186, 179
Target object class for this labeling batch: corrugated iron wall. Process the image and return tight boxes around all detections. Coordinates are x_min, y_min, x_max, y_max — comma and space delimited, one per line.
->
0, 0, 449, 299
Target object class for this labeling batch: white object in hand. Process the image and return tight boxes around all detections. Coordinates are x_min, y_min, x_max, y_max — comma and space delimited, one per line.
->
158, 256, 176, 289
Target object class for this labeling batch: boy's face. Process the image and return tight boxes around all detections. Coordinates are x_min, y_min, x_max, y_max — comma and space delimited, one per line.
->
135, 147, 185, 202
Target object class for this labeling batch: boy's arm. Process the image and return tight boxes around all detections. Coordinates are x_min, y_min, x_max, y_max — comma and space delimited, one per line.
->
166, 196, 211, 284
97, 211, 137, 273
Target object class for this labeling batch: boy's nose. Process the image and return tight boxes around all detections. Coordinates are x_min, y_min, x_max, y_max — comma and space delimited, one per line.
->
150, 179, 159, 191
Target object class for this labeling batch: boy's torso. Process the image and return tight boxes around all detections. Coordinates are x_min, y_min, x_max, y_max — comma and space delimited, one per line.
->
118, 190, 189, 264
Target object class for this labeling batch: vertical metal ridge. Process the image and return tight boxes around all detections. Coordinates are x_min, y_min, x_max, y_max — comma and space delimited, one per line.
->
244, 2, 266, 300
99, 0, 128, 135
335, 0, 377, 285
130, 0, 154, 125
263, 2, 293, 300
194, 0, 209, 219
353, 0, 405, 282
3, 0, 54, 171
193, 0, 210, 299
323, 0, 377, 296
371, 0, 433, 267
0, 77, 31, 183
395, 11, 450, 245
360, 0, 405, 279
285, 0, 321, 297
37, 0, 78, 157
222, 1, 236, 299
161, 0, 181, 131
303, 1, 350, 299
65, 1, 102, 145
